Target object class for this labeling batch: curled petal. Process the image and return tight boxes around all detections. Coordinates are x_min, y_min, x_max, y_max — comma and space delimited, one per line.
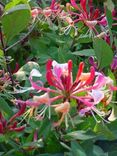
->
70, 0, 80, 10
10, 125, 25, 132
92, 9, 100, 19
80, 0, 87, 14
50, 0, 56, 9
46, 59, 52, 71
9, 104, 26, 123
84, 66, 95, 85
68, 60, 73, 74
31, 8, 41, 18
90, 89, 104, 104
79, 107, 91, 116
110, 86, 117, 91
75, 62, 84, 83
33, 93, 50, 106
30, 69, 42, 77
98, 17, 107, 26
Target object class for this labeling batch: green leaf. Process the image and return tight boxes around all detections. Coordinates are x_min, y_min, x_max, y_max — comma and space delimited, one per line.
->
2, 4, 31, 42
64, 130, 96, 141
106, 8, 113, 46
93, 38, 113, 69
94, 122, 115, 140
14, 61, 40, 81
77, 36, 92, 43
93, 145, 107, 156
106, 8, 113, 29
0, 96, 13, 116
71, 141, 87, 156
104, 0, 114, 12
5, 0, 28, 10
38, 119, 51, 138
0, 49, 4, 57
72, 49, 95, 56
0, 135, 6, 142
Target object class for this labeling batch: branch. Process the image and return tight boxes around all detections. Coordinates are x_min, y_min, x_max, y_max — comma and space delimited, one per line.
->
5, 21, 38, 52
0, 27, 14, 86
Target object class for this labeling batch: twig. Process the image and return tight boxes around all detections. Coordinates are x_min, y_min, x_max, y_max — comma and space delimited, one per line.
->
5, 21, 38, 52
0, 26, 14, 86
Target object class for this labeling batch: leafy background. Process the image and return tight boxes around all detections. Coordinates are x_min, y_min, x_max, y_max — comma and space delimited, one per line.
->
0, 0, 117, 155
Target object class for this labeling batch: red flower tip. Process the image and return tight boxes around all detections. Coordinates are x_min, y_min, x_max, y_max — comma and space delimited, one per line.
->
68, 60, 73, 73
85, 66, 95, 85
80, 0, 87, 13
93, 9, 100, 19
110, 86, 117, 91
46, 59, 52, 71
9, 104, 26, 123
10, 125, 25, 132
46, 70, 55, 86
70, 0, 80, 10
50, 0, 56, 9
75, 62, 84, 82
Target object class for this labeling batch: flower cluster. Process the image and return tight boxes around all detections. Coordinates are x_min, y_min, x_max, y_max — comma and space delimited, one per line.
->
31, 0, 117, 37
15, 60, 117, 127
0, 104, 26, 134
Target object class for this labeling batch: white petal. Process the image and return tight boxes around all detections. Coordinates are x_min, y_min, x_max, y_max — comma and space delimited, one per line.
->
30, 69, 42, 77
90, 89, 104, 104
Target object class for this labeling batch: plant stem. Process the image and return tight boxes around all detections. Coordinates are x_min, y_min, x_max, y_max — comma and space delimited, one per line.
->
5, 21, 38, 52
0, 27, 14, 86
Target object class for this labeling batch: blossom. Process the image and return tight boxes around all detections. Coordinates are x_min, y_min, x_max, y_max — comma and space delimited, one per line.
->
15, 60, 117, 126
78, 72, 116, 121
52, 101, 70, 127
31, 0, 62, 23
0, 104, 26, 134
69, 0, 109, 36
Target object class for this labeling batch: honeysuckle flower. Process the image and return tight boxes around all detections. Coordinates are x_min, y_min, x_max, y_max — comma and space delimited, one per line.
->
31, 0, 62, 24
69, 0, 109, 37
78, 72, 117, 122
28, 60, 96, 124
14, 92, 50, 120
12, 68, 42, 94
15, 92, 63, 121
31, 8, 42, 19
15, 60, 117, 126
0, 104, 26, 134
60, 16, 78, 35
52, 101, 71, 128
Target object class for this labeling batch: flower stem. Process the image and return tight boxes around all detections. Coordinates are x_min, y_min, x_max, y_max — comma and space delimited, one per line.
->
0, 26, 14, 86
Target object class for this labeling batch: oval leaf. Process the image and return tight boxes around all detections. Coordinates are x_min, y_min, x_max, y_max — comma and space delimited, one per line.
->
2, 4, 31, 42
93, 38, 113, 69
0, 96, 13, 116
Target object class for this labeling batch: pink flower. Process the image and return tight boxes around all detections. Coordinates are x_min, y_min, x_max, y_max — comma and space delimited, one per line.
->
0, 104, 26, 134
31, 8, 41, 19
15, 60, 117, 126
31, 0, 62, 23
70, 0, 108, 36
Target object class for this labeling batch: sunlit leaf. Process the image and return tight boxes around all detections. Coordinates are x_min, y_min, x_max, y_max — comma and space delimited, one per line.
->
64, 130, 96, 140
72, 49, 95, 56
0, 96, 13, 116
94, 122, 115, 140
2, 4, 31, 42
71, 141, 87, 156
